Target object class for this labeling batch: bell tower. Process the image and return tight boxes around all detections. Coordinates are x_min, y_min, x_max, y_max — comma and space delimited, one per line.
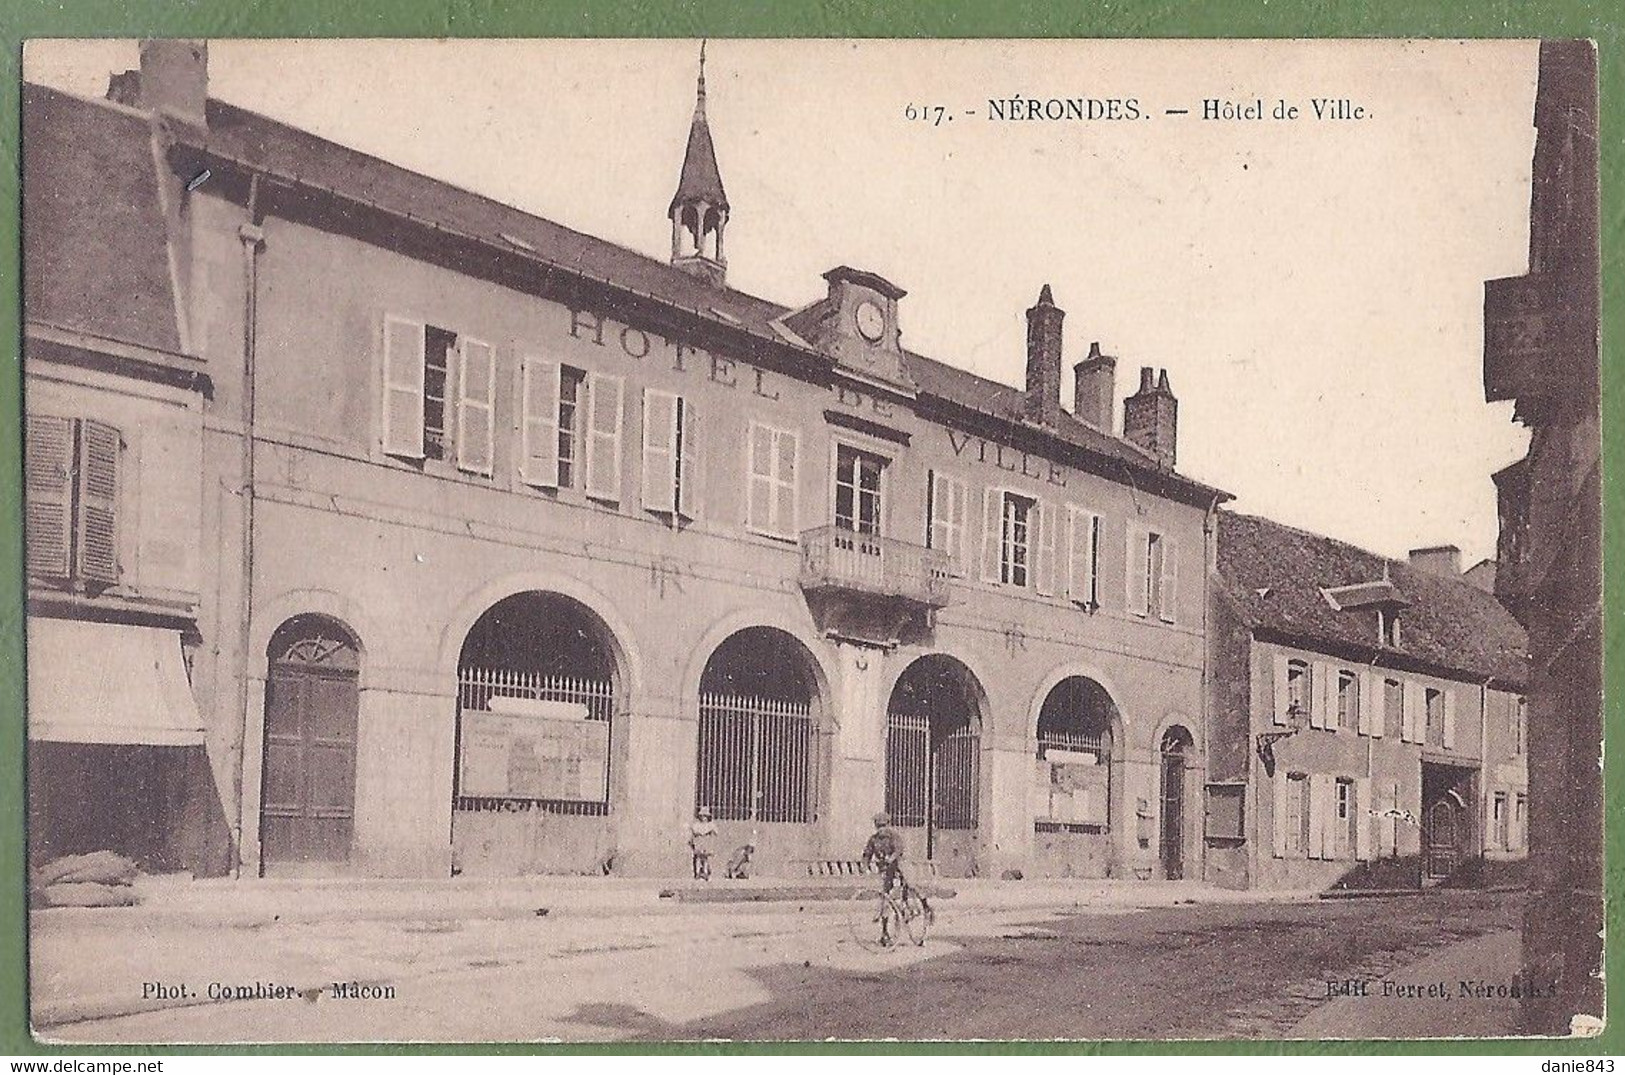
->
669, 43, 729, 287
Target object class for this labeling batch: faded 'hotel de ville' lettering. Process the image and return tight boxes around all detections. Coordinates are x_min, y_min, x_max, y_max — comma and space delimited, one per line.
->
17, 39, 1600, 1043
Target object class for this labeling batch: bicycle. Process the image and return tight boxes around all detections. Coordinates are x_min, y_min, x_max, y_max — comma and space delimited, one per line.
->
848, 874, 932, 949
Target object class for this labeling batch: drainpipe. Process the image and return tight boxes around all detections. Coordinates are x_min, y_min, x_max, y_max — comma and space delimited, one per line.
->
231, 176, 265, 879
1199, 493, 1220, 882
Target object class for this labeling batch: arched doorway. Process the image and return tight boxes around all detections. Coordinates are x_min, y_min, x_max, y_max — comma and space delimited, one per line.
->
885, 655, 984, 875
1033, 676, 1119, 878
693, 628, 825, 869
260, 615, 361, 873
453, 592, 622, 876
1159, 725, 1195, 880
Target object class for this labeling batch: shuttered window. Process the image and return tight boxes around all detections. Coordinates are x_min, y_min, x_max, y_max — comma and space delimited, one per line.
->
25, 414, 121, 588
1066, 506, 1101, 608
642, 390, 701, 518
583, 372, 625, 502
519, 357, 561, 488
745, 422, 798, 539
455, 337, 496, 476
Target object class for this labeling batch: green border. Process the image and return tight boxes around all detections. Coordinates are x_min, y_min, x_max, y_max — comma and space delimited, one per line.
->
0, 0, 1618, 1057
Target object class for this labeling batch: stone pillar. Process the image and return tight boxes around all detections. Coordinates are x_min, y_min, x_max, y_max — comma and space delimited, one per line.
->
982, 729, 1035, 877
826, 641, 889, 854
351, 672, 456, 877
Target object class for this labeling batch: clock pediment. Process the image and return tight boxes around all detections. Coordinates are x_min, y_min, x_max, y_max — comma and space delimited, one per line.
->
778, 265, 916, 392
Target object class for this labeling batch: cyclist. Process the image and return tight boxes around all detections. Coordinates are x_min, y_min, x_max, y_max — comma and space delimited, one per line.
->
861, 810, 933, 943
689, 806, 718, 880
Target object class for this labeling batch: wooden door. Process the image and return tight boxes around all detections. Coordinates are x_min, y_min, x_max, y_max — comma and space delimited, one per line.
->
1423, 796, 1461, 881
261, 625, 359, 870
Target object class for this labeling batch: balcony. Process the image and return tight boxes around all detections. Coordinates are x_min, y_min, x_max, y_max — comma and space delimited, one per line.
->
798, 526, 952, 611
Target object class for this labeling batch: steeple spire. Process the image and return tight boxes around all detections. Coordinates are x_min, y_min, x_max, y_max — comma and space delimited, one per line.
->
669, 41, 729, 286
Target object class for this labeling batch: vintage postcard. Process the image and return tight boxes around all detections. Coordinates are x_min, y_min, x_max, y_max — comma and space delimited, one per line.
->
17, 38, 1601, 1043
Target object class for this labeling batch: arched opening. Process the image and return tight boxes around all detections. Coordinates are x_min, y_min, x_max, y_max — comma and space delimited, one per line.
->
260, 614, 361, 874
885, 655, 983, 872
1033, 676, 1120, 879
1159, 724, 1195, 880
452, 592, 622, 875
695, 628, 823, 825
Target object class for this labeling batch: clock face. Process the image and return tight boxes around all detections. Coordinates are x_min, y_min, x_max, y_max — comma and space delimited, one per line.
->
855, 300, 886, 343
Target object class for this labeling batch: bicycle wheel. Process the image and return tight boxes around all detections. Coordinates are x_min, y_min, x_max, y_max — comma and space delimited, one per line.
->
899, 889, 931, 947
846, 887, 891, 952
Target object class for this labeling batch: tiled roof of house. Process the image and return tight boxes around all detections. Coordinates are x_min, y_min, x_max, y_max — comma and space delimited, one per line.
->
22, 84, 183, 354
1216, 511, 1528, 687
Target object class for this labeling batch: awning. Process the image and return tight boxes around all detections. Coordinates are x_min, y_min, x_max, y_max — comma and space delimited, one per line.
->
27, 618, 204, 746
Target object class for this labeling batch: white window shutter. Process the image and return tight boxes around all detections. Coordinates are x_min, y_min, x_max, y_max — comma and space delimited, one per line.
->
1443, 689, 1458, 749
25, 414, 75, 578
746, 421, 772, 532
1308, 663, 1329, 730
641, 389, 679, 513
1066, 507, 1094, 605
773, 428, 799, 536
928, 471, 951, 555
677, 401, 701, 519
1034, 500, 1058, 596
1159, 536, 1179, 623
1363, 671, 1384, 738
382, 316, 426, 458
947, 476, 968, 572
980, 488, 1003, 583
1355, 777, 1374, 861
1272, 767, 1290, 858
1402, 681, 1421, 742
1307, 774, 1329, 860
1125, 524, 1149, 616
584, 372, 624, 502
1273, 653, 1292, 727
76, 420, 121, 585
519, 357, 560, 488
455, 337, 496, 476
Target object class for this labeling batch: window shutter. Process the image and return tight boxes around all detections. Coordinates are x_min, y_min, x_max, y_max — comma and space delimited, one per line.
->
677, 400, 701, 519
773, 428, 798, 536
1355, 777, 1374, 861
76, 420, 121, 585
641, 389, 679, 513
1033, 500, 1058, 596
1272, 766, 1290, 858
519, 357, 560, 487
1362, 671, 1382, 737
382, 316, 426, 458
1272, 653, 1292, 727
1442, 688, 1458, 749
1401, 681, 1421, 742
980, 488, 1002, 583
584, 372, 624, 502
1159, 536, 1179, 623
1125, 524, 1149, 616
1309, 663, 1330, 730
746, 422, 773, 532
1066, 506, 1097, 605
1307, 774, 1329, 859
455, 337, 495, 476
947, 476, 968, 573
24, 414, 75, 578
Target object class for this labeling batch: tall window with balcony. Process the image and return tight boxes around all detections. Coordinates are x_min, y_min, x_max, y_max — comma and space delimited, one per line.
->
834, 445, 885, 535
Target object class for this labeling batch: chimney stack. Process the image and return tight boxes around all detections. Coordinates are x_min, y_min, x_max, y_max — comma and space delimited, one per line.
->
1072, 342, 1116, 430
1123, 366, 1178, 470
1024, 284, 1064, 426
1408, 545, 1463, 577
126, 40, 209, 129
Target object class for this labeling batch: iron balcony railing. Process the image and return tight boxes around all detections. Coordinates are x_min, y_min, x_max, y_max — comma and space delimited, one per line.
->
798, 525, 953, 609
